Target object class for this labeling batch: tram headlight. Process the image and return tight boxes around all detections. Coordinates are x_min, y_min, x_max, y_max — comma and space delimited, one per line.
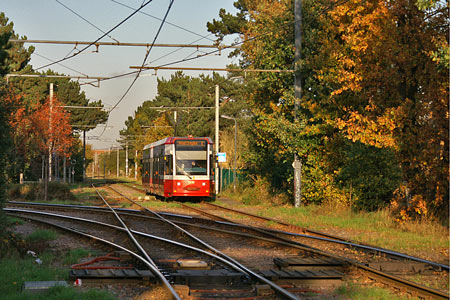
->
202, 182, 206, 186
177, 182, 181, 186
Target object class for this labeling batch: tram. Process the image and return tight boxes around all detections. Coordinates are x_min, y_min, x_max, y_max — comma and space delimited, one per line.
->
141, 136, 214, 199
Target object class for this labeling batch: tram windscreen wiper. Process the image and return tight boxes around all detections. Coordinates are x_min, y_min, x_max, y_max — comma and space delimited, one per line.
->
176, 163, 192, 179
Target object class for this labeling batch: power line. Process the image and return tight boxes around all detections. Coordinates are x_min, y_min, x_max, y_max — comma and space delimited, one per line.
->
134, 0, 353, 73
33, 52, 88, 76
35, 0, 154, 71
31, 0, 348, 89
147, 33, 216, 65
99, 0, 175, 138
55, 0, 119, 43
110, 0, 215, 42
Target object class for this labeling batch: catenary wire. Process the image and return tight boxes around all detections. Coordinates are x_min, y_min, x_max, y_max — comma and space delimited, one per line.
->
98, 0, 175, 139
110, 0, 215, 42
78, 0, 349, 87
33, 52, 89, 76
55, 0, 119, 43
35, 0, 154, 71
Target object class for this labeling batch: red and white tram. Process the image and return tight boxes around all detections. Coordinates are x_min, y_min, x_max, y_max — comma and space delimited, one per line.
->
142, 136, 215, 199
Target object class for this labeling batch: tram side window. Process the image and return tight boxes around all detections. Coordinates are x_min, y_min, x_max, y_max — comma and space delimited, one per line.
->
166, 155, 173, 175
159, 156, 165, 175
152, 157, 156, 179
210, 154, 214, 176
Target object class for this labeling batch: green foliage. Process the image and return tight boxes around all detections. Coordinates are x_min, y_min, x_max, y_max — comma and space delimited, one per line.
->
119, 72, 246, 173
0, 252, 118, 300
64, 248, 98, 265
0, 12, 107, 184
335, 282, 417, 300
208, 0, 449, 220
0, 13, 17, 235
334, 141, 402, 211
7, 182, 76, 202
25, 229, 58, 243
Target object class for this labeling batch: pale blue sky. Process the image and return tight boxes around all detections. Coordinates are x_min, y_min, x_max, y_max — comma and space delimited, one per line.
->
2, 0, 238, 149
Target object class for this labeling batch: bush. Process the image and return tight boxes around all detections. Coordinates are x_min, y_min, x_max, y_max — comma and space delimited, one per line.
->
7, 183, 76, 202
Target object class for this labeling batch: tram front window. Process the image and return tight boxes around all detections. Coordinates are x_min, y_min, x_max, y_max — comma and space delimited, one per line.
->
175, 139, 208, 176
176, 159, 207, 175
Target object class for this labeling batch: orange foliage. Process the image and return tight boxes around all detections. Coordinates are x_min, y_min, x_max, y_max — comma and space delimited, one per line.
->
323, 0, 449, 216
8, 93, 73, 157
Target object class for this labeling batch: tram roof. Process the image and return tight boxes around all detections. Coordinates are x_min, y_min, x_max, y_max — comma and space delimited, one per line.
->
143, 136, 213, 150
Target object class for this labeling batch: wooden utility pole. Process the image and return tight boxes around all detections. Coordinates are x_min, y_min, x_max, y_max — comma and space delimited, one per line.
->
294, 0, 302, 207
83, 130, 86, 181
215, 85, 220, 195
134, 149, 138, 180
117, 147, 120, 177
125, 143, 129, 177
49, 83, 53, 182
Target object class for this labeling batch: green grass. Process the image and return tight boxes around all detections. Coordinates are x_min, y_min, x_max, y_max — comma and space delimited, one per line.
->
140, 200, 181, 209
7, 216, 24, 226
0, 252, 117, 300
70, 187, 98, 201
25, 229, 58, 243
335, 282, 419, 300
63, 248, 99, 265
211, 195, 449, 260
240, 204, 449, 255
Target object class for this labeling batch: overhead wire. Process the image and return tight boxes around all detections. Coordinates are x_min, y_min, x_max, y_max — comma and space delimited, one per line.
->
110, 0, 215, 42
33, 52, 89, 76
35, 0, 154, 71
141, 0, 352, 71
77, 0, 346, 86
55, 0, 119, 43
95, 0, 353, 144
35, 0, 350, 143
98, 0, 175, 138
147, 33, 215, 65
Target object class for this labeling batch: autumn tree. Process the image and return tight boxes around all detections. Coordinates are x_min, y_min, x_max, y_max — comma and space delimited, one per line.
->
208, 0, 448, 216
120, 72, 245, 168
0, 12, 34, 231
316, 0, 449, 217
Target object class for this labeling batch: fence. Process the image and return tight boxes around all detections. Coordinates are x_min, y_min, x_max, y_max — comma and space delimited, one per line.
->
219, 168, 247, 191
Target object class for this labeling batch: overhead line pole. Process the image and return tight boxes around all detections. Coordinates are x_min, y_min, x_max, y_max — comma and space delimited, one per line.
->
294, 0, 302, 207
49, 83, 54, 183
215, 85, 220, 196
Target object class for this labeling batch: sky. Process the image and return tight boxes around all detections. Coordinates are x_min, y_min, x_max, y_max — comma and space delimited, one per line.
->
2, 0, 239, 149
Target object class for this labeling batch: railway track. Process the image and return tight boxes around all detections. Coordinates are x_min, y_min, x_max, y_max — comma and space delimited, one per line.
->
187, 202, 450, 272
7, 188, 300, 300
6, 192, 449, 299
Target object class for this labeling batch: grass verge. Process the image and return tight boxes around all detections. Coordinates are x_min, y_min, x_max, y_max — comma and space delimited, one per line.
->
334, 282, 418, 300
0, 252, 118, 300
220, 188, 448, 263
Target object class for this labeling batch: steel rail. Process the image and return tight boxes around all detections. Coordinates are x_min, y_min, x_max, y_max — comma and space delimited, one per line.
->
200, 202, 450, 272
5, 212, 179, 299
5, 207, 254, 275
93, 185, 158, 269
107, 185, 300, 300
8, 207, 449, 299
175, 205, 450, 299
7, 200, 449, 272
95, 185, 181, 300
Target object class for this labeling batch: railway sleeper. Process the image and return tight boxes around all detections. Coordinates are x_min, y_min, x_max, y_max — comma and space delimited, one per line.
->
365, 261, 429, 275
274, 256, 348, 272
